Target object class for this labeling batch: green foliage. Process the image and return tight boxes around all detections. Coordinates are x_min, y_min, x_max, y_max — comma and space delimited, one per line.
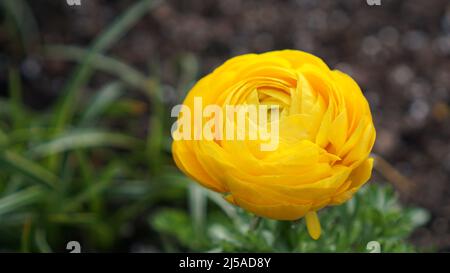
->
0, 0, 183, 252
150, 183, 429, 253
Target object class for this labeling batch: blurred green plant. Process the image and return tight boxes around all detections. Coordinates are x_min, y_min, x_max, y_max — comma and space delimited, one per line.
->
0, 0, 190, 252
150, 183, 430, 252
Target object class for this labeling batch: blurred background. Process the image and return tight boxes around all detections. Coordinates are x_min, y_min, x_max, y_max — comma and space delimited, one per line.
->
0, 0, 449, 252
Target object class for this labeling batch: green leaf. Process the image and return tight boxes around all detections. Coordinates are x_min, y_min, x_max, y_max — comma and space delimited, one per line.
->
188, 183, 207, 238
35, 228, 52, 253
62, 163, 121, 212
151, 183, 429, 252
79, 82, 124, 125
150, 208, 195, 249
51, 0, 161, 131
47, 0, 162, 171
44, 46, 150, 96
0, 0, 40, 53
409, 208, 430, 228
8, 67, 26, 129
47, 213, 98, 225
0, 186, 45, 216
0, 151, 58, 188
29, 130, 141, 158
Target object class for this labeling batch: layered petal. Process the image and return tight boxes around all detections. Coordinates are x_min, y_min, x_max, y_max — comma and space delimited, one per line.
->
172, 49, 376, 239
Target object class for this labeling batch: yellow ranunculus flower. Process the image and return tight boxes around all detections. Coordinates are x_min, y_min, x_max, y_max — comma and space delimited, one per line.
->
172, 50, 376, 239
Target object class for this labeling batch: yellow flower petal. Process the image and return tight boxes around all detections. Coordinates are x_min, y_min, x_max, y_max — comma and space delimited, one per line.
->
172, 50, 376, 234
305, 211, 321, 240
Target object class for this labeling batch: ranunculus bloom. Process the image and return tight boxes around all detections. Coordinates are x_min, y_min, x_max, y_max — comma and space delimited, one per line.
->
172, 50, 376, 239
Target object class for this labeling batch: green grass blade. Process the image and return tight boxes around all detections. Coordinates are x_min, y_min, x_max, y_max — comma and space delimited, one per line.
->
188, 183, 207, 243
0, 151, 58, 189
35, 228, 52, 253
8, 67, 25, 129
62, 163, 121, 212
0, 128, 7, 147
79, 82, 124, 125
0, 186, 45, 216
29, 130, 141, 158
146, 81, 164, 172
51, 0, 161, 131
0, 0, 40, 53
47, 213, 98, 225
20, 217, 32, 252
44, 45, 150, 96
